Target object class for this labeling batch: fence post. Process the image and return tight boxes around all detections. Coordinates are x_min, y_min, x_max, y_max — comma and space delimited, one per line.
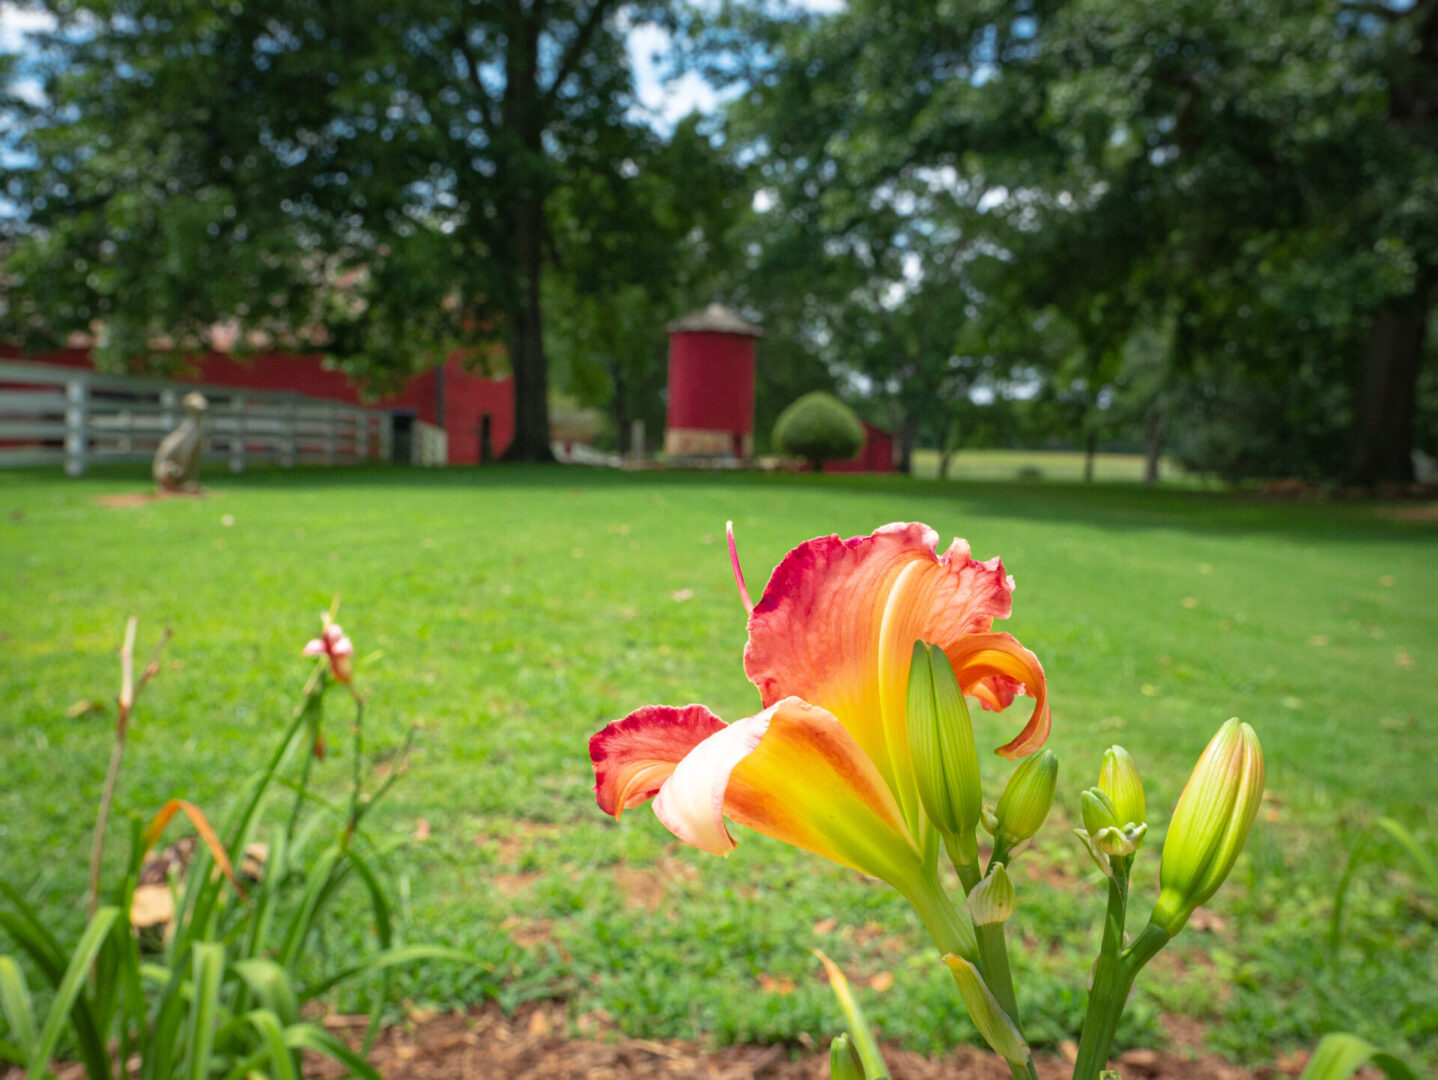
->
378, 411, 393, 463
229, 396, 247, 474
283, 400, 298, 467
64, 378, 90, 477
323, 405, 337, 466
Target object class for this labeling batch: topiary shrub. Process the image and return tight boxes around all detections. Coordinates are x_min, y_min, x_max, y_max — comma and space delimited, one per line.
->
772, 391, 866, 472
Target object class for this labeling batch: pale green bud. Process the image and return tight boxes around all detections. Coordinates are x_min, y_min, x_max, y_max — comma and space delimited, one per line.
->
967, 863, 1016, 926
906, 641, 982, 847
995, 749, 1058, 847
1151, 719, 1265, 936
1080, 788, 1121, 837
943, 954, 1031, 1067
1099, 745, 1146, 833
829, 1034, 865, 1080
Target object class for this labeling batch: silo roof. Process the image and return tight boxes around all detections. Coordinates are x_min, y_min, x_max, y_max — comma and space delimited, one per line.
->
666, 303, 764, 338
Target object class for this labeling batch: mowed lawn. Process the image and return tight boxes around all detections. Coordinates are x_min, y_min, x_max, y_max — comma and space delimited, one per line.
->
0, 466, 1434, 1067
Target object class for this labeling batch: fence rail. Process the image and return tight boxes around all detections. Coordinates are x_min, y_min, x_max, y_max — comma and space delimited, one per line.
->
0, 361, 394, 476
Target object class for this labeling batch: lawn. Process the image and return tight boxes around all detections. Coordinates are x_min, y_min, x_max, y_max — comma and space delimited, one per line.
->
0, 465, 1434, 1069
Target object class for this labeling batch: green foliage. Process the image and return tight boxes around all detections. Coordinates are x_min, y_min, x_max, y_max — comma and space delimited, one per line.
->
0, 634, 467, 1078
772, 391, 866, 471
1299, 1033, 1420, 1080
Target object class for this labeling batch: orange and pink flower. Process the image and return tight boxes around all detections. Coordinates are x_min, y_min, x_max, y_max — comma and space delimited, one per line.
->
589, 522, 1050, 895
303, 614, 354, 685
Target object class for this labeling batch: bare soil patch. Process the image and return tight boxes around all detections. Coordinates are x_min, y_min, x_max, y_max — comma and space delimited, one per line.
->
302, 1003, 1309, 1080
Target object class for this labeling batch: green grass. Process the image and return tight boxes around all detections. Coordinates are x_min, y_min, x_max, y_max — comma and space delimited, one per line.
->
1, 465, 1434, 1068
909, 448, 1194, 484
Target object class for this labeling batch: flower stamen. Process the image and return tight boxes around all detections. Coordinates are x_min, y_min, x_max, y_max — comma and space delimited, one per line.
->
726, 520, 754, 615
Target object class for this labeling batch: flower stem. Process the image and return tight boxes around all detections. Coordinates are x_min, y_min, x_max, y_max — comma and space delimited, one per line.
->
343, 699, 365, 852
905, 870, 978, 964
952, 850, 1037, 1080
1072, 864, 1170, 1080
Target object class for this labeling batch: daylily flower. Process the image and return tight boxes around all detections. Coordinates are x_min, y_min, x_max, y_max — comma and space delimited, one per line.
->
303, 613, 354, 685
589, 522, 1050, 953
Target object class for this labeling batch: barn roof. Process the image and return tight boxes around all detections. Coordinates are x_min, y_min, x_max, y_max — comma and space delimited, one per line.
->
665, 303, 764, 338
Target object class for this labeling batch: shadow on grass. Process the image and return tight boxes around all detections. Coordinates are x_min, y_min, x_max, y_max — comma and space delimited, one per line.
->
5, 460, 1432, 544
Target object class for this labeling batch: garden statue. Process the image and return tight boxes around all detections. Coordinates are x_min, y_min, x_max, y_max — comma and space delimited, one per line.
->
152, 392, 207, 493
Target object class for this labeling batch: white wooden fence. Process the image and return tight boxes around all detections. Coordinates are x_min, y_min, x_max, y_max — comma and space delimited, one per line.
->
0, 360, 393, 476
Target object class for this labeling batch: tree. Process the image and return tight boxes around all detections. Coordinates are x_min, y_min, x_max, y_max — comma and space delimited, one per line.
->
772, 390, 864, 472
1, 0, 673, 460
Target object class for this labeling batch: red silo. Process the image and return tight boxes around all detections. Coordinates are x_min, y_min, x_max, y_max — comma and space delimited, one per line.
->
664, 303, 763, 458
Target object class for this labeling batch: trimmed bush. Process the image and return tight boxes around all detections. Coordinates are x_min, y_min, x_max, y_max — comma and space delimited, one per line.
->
772, 391, 865, 472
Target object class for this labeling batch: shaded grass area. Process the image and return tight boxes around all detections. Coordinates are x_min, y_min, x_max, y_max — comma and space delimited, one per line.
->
908, 448, 1194, 484
0, 465, 1434, 1067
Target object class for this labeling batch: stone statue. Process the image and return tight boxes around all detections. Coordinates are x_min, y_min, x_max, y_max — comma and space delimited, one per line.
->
153, 392, 207, 493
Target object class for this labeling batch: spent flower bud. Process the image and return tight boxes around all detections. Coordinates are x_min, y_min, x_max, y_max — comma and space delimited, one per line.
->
943, 954, 1031, 1067
906, 641, 983, 849
829, 1034, 865, 1080
1151, 719, 1264, 935
995, 749, 1058, 847
1099, 745, 1146, 833
967, 863, 1016, 926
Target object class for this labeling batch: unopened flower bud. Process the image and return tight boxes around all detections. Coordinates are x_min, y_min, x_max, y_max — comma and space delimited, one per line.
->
1151, 719, 1264, 936
967, 863, 1016, 926
829, 1034, 865, 1080
1080, 788, 1121, 837
995, 749, 1058, 847
943, 954, 1031, 1067
906, 641, 982, 850
1099, 745, 1145, 834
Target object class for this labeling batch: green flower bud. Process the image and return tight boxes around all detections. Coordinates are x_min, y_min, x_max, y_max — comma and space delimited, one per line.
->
1151, 719, 1265, 936
829, 1034, 865, 1080
967, 863, 1016, 926
906, 641, 982, 849
1099, 745, 1146, 832
943, 954, 1031, 1067
994, 749, 1058, 847
1080, 788, 1121, 837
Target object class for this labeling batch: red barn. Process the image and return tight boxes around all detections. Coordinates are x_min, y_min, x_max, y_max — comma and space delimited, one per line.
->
826, 421, 897, 473
0, 346, 514, 465
664, 304, 762, 458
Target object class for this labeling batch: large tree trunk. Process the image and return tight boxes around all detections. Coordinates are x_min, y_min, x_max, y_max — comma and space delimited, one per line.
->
896, 414, 918, 475
499, 7, 554, 463
500, 196, 555, 462
1348, 287, 1427, 485
1143, 405, 1163, 485
1083, 430, 1098, 482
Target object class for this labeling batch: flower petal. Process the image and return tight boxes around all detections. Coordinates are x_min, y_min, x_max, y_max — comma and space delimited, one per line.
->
743, 523, 1046, 828
945, 632, 1050, 760
652, 697, 923, 888
330, 635, 355, 657
302, 638, 326, 657
590, 704, 727, 817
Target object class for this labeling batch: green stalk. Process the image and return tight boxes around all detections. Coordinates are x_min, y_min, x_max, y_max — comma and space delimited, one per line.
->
951, 843, 1037, 1080
904, 870, 978, 964
1072, 863, 1169, 1080
343, 699, 365, 852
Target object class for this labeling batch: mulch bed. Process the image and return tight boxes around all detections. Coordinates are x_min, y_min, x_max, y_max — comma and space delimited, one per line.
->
307, 1003, 1308, 1080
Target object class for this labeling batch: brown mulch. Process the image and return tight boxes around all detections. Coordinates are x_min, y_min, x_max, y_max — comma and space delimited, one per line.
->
306, 1004, 1304, 1080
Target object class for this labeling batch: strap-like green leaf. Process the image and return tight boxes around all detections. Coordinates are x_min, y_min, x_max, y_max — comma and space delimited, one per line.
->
1299, 1033, 1421, 1080
233, 959, 299, 1026
284, 1023, 384, 1080
813, 951, 890, 1080
300, 945, 475, 1000
245, 1009, 299, 1080
183, 943, 226, 1080
27, 906, 118, 1080
0, 957, 38, 1065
